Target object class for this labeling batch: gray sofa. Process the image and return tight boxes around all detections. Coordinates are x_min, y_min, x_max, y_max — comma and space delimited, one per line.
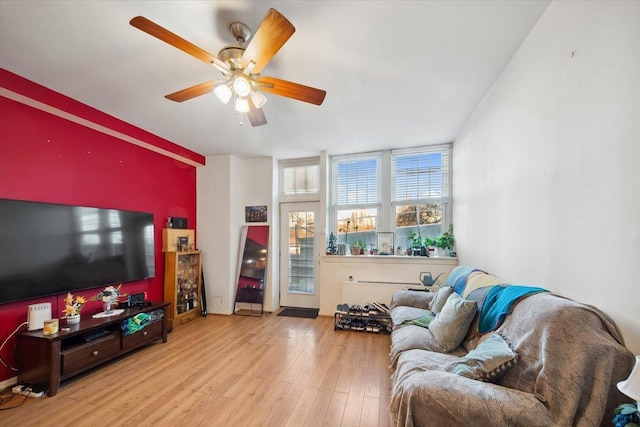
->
388, 267, 635, 427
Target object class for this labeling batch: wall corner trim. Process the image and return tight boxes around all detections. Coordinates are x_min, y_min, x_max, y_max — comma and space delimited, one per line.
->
0, 87, 204, 167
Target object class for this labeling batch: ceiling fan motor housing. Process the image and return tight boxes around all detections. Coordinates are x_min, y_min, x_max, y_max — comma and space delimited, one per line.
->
217, 46, 245, 69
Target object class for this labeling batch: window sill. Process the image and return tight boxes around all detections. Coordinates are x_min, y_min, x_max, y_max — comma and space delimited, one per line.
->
321, 254, 457, 264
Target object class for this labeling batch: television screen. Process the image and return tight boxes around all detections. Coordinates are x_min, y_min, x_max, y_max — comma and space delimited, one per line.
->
0, 198, 155, 304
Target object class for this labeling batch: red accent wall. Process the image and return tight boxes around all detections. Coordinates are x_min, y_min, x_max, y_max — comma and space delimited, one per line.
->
0, 69, 204, 382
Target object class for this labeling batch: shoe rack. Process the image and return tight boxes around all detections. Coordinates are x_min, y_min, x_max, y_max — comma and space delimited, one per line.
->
334, 303, 392, 334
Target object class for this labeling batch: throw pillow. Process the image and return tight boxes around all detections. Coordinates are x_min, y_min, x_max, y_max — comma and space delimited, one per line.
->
450, 333, 517, 382
429, 286, 453, 313
429, 293, 477, 352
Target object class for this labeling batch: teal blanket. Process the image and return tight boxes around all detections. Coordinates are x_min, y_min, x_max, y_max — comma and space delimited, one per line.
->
478, 285, 548, 333
121, 313, 151, 336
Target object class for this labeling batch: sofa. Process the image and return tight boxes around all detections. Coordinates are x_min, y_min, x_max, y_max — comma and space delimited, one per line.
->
388, 266, 635, 427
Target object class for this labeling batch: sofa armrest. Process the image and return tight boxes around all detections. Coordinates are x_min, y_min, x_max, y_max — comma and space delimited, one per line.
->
390, 290, 434, 310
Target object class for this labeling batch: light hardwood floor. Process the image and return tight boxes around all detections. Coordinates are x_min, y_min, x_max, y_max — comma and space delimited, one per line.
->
1, 313, 392, 426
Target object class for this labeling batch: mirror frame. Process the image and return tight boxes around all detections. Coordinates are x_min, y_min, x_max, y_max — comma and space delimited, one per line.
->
233, 225, 269, 316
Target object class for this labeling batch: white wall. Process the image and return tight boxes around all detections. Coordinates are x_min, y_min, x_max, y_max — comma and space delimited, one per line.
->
197, 155, 232, 314
453, 1, 640, 353
198, 155, 276, 315
234, 157, 278, 313
318, 256, 458, 316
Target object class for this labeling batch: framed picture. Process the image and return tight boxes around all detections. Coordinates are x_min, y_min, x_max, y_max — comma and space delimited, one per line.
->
177, 236, 189, 251
245, 205, 268, 223
377, 232, 394, 255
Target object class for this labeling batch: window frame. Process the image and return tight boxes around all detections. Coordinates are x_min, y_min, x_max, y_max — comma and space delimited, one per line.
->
279, 157, 321, 203
330, 152, 382, 246
330, 144, 451, 250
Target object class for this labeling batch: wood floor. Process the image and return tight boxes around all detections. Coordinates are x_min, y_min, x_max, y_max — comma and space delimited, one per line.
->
0, 312, 392, 426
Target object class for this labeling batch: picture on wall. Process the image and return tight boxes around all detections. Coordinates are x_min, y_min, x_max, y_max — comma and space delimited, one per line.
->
377, 232, 394, 255
245, 205, 268, 223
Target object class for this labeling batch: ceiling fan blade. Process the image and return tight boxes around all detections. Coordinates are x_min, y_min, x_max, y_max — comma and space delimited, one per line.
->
130, 16, 229, 73
241, 9, 295, 74
257, 76, 326, 105
247, 98, 267, 127
165, 81, 221, 102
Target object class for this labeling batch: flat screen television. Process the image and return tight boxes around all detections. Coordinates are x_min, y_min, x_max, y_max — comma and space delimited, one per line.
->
0, 198, 155, 304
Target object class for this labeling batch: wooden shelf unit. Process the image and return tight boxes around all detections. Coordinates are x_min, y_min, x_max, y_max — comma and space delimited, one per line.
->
164, 250, 202, 330
17, 302, 169, 396
162, 228, 195, 252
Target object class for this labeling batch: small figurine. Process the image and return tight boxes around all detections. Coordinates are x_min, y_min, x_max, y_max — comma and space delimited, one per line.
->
327, 232, 338, 255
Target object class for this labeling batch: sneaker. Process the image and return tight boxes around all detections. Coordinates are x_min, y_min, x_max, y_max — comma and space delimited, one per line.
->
366, 320, 374, 332
371, 321, 381, 333
368, 303, 379, 315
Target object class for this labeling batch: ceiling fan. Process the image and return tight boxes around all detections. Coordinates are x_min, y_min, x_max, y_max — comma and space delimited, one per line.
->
130, 8, 326, 127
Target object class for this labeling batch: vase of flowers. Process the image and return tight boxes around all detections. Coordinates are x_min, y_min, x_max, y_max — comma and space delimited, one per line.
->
63, 292, 86, 324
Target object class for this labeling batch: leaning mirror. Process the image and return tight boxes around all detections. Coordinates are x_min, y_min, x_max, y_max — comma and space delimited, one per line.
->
234, 225, 269, 316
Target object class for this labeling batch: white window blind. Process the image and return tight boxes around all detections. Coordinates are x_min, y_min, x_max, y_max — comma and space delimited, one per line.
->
392, 147, 449, 203
283, 164, 319, 195
334, 156, 380, 206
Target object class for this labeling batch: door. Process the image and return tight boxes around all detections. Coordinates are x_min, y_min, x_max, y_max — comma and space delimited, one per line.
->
280, 202, 319, 308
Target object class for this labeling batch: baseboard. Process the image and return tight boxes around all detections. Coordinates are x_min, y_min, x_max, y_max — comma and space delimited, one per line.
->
0, 376, 18, 391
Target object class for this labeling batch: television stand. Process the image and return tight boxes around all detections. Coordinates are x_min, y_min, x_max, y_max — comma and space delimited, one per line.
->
16, 302, 169, 396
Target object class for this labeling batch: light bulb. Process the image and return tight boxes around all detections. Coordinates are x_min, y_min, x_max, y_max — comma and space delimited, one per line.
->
251, 90, 268, 109
235, 97, 250, 113
233, 76, 251, 97
213, 84, 232, 104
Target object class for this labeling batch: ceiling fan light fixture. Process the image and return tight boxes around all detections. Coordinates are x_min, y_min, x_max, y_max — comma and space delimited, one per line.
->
233, 76, 251, 97
235, 97, 250, 113
251, 90, 268, 109
214, 84, 232, 104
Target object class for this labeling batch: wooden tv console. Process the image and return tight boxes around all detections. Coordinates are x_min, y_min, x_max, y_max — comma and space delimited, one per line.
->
16, 302, 169, 396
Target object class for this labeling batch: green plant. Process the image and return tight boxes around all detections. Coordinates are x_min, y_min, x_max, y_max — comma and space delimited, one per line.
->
423, 236, 435, 247
409, 231, 422, 249
433, 225, 455, 249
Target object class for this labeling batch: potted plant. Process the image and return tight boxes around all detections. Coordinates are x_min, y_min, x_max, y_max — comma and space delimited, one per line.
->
433, 225, 454, 256
63, 292, 86, 324
351, 241, 362, 255
423, 236, 435, 257
339, 220, 351, 255
409, 231, 423, 256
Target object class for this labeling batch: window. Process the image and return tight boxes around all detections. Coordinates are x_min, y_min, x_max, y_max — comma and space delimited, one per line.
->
331, 153, 381, 248
330, 145, 450, 251
280, 157, 320, 201
392, 147, 450, 248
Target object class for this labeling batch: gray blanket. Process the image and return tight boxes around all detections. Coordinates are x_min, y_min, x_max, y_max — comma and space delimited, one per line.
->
390, 292, 634, 426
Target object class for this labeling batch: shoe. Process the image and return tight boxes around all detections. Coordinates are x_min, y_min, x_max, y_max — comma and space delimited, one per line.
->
362, 304, 370, 316
366, 320, 374, 332
371, 320, 381, 333
368, 303, 379, 315
338, 317, 351, 330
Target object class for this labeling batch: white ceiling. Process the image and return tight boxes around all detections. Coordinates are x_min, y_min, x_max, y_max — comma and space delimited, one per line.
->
0, 1, 550, 160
